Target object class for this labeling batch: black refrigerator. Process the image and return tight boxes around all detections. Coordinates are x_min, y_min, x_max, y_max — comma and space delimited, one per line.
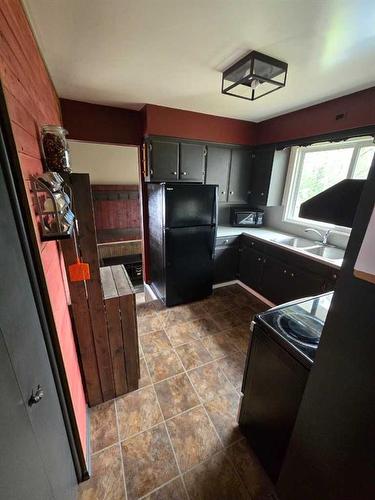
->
147, 183, 218, 307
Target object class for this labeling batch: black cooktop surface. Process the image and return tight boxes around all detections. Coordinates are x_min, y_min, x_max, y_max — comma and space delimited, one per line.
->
257, 293, 333, 365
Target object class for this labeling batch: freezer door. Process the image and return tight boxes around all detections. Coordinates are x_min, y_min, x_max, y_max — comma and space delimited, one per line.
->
165, 226, 215, 306
165, 184, 217, 227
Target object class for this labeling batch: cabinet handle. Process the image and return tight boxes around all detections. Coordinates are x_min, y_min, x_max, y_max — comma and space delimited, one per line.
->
257, 257, 262, 261
283, 269, 287, 274
263, 258, 267, 264
230, 191, 234, 195
150, 169, 154, 176
261, 192, 264, 196
224, 239, 229, 244
182, 171, 188, 176
333, 273, 337, 279
251, 242, 254, 246
171, 171, 177, 175
290, 273, 295, 278
221, 191, 226, 195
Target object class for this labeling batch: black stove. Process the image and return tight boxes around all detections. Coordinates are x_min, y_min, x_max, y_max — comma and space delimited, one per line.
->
257, 292, 333, 365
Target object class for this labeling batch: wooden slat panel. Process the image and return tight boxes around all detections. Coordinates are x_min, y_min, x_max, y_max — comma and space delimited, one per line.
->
70, 174, 115, 401
60, 238, 102, 406
112, 265, 139, 391
100, 267, 128, 396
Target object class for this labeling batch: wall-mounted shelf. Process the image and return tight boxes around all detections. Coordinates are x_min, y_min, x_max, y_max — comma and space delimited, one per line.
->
31, 172, 75, 241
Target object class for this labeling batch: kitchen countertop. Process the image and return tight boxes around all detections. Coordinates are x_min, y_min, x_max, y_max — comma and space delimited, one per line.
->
217, 225, 343, 270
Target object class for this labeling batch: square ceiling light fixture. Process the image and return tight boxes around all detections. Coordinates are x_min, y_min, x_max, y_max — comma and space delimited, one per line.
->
222, 50, 288, 101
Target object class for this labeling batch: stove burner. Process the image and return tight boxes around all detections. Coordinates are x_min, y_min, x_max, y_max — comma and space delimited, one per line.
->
275, 312, 323, 347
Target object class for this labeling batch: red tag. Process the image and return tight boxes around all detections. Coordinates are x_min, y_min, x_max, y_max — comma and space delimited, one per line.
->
68, 261, 90, 282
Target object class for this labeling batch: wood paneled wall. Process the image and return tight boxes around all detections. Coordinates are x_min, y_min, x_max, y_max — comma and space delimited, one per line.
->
0, 0, 86, 452
92, 184, 140, 231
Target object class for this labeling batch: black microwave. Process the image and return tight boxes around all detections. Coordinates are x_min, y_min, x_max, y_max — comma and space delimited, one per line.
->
230, 207, 264, 227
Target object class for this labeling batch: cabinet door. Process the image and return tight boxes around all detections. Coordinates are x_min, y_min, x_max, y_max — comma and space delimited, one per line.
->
262, 257, 326, 305
180, 143, 205, 182
228, 149, 252, 204
239, 246, 264, 292
249, 149, 275, 206
205, 146, 231, 202
261, 255, 288, 304
214, 245, 239, 284
284, 267, 326, 302
150, 139, 179, 181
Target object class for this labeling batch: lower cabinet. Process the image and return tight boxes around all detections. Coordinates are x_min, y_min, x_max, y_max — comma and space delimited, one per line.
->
261, 256, 327, 304
238, 246, 264, 290
237, 236, 338, 304
214, 244, 239, 284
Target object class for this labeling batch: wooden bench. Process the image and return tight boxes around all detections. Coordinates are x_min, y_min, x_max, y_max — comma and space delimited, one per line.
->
100, 265, 140, 396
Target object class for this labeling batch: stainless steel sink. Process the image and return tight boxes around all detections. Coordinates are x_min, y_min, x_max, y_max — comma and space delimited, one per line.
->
304, 246, 345, 261
274, 237, 316, 249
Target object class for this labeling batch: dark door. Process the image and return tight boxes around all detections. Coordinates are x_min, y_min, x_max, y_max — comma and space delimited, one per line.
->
0, 156, 76, 497
165, 183, 217, 227
180, 143, 205, 182
239, 246, 264, 292
214, 245, 239, 284
205, 146, 231, 202
165, 226, 214, 306
0, 330, 54, 500
228, 149, 252, 204
249, 149, 275, 206
150, 139, 179, 181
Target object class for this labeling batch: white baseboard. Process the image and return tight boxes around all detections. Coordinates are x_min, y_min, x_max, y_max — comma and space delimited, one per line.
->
214, 279, 275, 308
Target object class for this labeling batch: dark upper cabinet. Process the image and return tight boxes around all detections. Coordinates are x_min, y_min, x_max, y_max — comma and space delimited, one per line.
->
205, 146, 231, 202
248, 148, 275, 206
148, 139, 179, 181
180, 143, 206, 182
228, 149, 252, 204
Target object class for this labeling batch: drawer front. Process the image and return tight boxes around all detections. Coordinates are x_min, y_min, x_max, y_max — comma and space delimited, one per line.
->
241, 234, 264, 252
216, 235, 239, 247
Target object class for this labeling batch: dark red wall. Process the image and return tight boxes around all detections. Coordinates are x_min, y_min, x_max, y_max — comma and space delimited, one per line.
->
1, 1, 86, 453
257, 87, 375, 145
144, 104, 257, 145
60, 98, 143, 145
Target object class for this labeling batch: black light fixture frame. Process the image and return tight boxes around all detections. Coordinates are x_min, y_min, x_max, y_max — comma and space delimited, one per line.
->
222, 50, 288, 101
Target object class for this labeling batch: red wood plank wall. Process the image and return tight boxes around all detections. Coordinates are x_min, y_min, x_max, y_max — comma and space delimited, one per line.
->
92, 184, 140, 231
257, 87, 375, 145
0, 0, 86, 454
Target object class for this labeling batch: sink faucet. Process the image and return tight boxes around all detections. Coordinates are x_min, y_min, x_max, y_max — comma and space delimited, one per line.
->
305, 228, 332, 245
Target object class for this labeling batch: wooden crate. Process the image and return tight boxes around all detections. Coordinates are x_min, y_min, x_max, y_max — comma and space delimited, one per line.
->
101, 265, 140, 396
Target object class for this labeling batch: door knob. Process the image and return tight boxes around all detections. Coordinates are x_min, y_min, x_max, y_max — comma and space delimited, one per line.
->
29, 385, 44, 406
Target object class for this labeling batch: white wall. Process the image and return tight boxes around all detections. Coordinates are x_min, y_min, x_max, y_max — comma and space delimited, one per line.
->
68, 140, 139, 185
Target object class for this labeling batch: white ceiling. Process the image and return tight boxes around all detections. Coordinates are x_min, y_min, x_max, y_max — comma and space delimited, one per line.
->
24, 0, 375, 122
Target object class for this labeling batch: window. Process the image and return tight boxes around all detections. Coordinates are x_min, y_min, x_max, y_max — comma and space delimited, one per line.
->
284, 137, 375, 229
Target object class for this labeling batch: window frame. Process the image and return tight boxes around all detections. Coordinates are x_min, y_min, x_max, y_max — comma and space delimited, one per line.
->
282, 137, 375, 234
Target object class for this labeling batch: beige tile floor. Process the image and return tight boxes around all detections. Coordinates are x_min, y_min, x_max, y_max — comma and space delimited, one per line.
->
78, 285, 276, 500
